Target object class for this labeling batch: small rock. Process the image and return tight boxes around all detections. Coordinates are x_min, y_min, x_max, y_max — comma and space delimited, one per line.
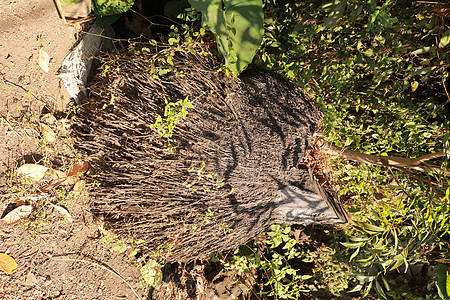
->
24, 272, 38, 286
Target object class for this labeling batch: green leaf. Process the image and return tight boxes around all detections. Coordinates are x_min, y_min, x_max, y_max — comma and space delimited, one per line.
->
323, 0, 347, 30
353, 221, 385, 233
381, 275, 390, 291
392, 227, 398, 251
92, 0, 135, 17
95, 14, 122, 27
411, 46, 435, 55
341, 241, 363, 249
128, 248, 139, 258
301, 274, 313, 280
411, 81, 419, 92
356, 255, 374, 264
349, 4, 363, 19
188, 0, 264, 75
390, 253, 405, 271
377, 12, 397, 28
363, 281, 373, 298
349, 247, 360, 262
443, 133, 450, 159
439, 31, 450, 48
435, 264, 449, 299
349, 237, 368, 242
355, 275, 376, 283
379, 259, 393, 271
348, 284, 363, 293
410, 66, 437, 76
447, 274, 450, 299
376, 279, 387, 300
363, 48, 374, 57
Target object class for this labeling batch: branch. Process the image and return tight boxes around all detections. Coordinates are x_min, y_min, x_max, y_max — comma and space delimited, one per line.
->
319, 139, 450, 177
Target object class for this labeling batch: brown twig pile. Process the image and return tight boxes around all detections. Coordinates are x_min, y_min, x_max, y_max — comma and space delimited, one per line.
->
72, 43, 325, 262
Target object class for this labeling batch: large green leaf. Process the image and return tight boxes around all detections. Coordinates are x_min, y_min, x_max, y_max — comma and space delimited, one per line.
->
188, 0, 264, 75
92, 0, 135, 17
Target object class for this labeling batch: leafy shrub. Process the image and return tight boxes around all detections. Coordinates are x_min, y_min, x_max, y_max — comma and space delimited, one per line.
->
252, 0, 449, 298
212, 224, 356, 299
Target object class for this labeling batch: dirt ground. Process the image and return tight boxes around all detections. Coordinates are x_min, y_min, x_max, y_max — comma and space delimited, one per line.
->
0, 1, 150, 299
0, 0, 74, 174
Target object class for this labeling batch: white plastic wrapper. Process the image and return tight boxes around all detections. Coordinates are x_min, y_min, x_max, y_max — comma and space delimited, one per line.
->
57, 25, 114, 104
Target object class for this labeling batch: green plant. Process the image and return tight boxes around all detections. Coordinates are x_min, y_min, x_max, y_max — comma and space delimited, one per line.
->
22, 196, 51, 233
55, 186, 69, 203
91, 0, 134, 18
304, 243, 355, 297
150, 96, 193, 147
140, 259, 163, 288
212, 225, 355, 299
111, 25, 208, 79
100, 229, 145, 258
90, 0, 135, 26
188, 0, 264, 75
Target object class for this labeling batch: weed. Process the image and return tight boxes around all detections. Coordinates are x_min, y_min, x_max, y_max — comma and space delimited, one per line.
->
140, 259, 163, 288
22, 195, 51, 233
100, 229, 145, 258
150, 96, 193, 149
212, 225, 356, 299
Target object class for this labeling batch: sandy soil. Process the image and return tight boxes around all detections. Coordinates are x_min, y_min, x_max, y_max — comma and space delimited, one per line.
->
0, 1, 147, 299
0, 0, 75, 174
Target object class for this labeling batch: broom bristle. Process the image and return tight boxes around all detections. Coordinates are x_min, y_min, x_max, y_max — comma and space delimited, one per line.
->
73, 44, 326, 262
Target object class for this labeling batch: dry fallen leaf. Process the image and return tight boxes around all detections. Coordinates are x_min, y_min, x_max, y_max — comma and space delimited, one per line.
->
49, 169, 66, 180
58, 176, 79, 186
66, 161, 89, 177
24, 272, 38, 286
0, 253, 18, 274
72, 180, 86, 195
38, 48, 50, 72
40, 123, 57, 144
41, 162, 89, 192
1, 205, 32, 224
51, 204, 73, 223
41, 176, 79, 193
17, 164, 49, 183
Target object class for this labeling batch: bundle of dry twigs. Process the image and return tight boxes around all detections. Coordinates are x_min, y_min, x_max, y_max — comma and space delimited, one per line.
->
72, 43, 331, 262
